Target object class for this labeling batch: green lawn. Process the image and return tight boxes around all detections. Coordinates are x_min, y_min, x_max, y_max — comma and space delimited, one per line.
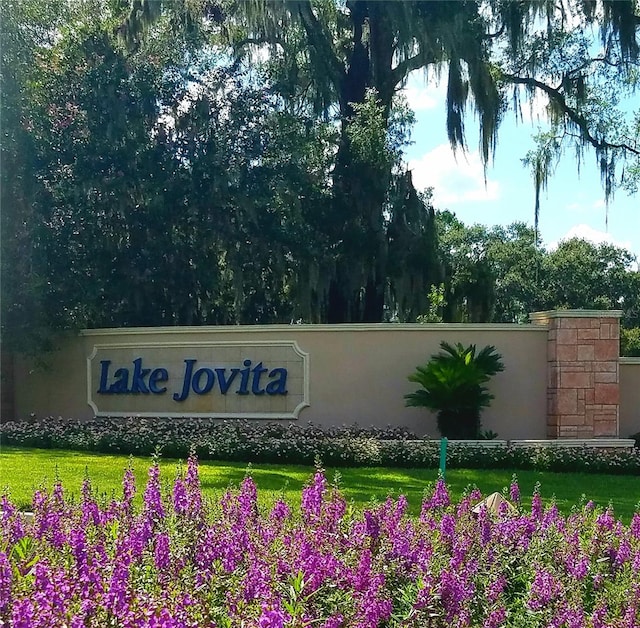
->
1, 446, 639, 520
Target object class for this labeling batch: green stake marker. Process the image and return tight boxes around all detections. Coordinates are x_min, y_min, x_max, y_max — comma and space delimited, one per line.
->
439, 437, 448, 479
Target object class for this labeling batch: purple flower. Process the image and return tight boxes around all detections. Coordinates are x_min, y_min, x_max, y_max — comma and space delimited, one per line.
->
3, 457, 640, 627
484, 606, 506, 628
0, 495, 25, 546
439, 569, 474, 620
185, 454, 202, 517
270, 499, 291, 524
258, 601, 289, 628
81, 478, 102, 528
321, 614, 344, 628
632, 549, 640, 574
143, 462, 165, 521
172, 476, 188, 515
615, 536, 632, 567
301, 470, 327, 522
11, 598, 34, 628
105, 554, 131, 617
364, 510, 380, 540
122, 465, 137, 516
420, 477, 450, 520
487, 575, 506, 603
531, 489, 543, 520
591, 604, 609, 628
439, 513, 456, 543
528, 567, 563, 610
509, 475, 520, 503
154, 531, 171, 572
596, 508, 615, 532
0, 551, 12, 616
239, 475, 259, 521
569, 555, 590, 580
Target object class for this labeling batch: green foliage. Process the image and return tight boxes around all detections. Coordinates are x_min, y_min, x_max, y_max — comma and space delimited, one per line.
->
2, 421, 640, 477
621, 327, 640, 356
116, 0, 640, 324
436, 212, 640, 329
405, 342, 505, 439
416, 284, 446, 323
509, 7, 640, 219
2, 0, 638, 349
542, 239, 637, 313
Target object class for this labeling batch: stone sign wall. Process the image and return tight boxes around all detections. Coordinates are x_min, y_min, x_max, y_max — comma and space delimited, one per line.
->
87, 341, 309, 419
6, 310, 640, 440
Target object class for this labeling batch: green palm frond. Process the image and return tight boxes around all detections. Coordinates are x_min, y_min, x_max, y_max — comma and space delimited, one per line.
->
405, 342, 504, 439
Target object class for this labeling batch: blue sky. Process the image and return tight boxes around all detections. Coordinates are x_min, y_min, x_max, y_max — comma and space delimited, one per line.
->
400, 73, 640, 260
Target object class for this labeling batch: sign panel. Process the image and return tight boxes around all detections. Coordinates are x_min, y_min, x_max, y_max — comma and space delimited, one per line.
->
87, 341, 309, 419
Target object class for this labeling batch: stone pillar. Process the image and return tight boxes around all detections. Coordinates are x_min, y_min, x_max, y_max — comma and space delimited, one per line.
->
530, 310, 622, 439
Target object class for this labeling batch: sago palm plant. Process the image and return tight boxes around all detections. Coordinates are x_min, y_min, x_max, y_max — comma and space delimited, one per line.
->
405, 342, 504, 440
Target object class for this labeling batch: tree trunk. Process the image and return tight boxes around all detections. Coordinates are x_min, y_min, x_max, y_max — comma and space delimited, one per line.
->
327, 122, 390, 323
325, 4, 392, 323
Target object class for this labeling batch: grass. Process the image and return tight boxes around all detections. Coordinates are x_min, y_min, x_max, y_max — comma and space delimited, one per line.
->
1, 446, 639, 520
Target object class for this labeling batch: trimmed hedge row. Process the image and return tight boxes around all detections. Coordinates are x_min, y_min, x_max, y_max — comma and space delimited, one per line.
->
1, 416, 639, 474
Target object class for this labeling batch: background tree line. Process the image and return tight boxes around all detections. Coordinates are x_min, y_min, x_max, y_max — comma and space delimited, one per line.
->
1, 0, 638, 355
431, 213, 640, 355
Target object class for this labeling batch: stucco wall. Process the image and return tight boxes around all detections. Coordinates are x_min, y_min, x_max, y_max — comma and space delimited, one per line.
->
620, 358, 640, 437
13, 324, 548, 440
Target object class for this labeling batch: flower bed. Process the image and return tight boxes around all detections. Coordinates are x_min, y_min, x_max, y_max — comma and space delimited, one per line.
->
1, 417, 640, 474
1, 458, 639, 626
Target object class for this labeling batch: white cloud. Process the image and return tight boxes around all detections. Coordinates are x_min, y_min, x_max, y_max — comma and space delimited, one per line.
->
401, 69, 447, 112
408, 144, 500, 205
548, 224, 633, 252
403, 83, 446, 112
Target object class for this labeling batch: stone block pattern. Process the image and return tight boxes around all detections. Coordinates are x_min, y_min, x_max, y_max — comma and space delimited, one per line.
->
543, 315, 620, 438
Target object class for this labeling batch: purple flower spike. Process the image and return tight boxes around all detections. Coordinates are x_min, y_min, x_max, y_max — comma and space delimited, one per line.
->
143, 462, 166, 521
0, 551, 12, 616
509, 475, 520, 503
122, 465, 137, 515
172, 476, 188, 515
301, 470, 327, 522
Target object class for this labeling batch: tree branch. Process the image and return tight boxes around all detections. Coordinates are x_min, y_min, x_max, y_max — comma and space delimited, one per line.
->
483, 23, 505, 39
502, 72, 640, 156
390, 49, 437, 88
295, 1, 345, 88
563, 55, 631, 79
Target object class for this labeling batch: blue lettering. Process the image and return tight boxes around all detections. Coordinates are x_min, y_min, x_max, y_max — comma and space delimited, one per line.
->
192, 367, 215, 395
149, 368, 168, 394
108, 368, 130, 394
173, 359, 196, 401
251, 361, 268, 395
236, 359, 252, 395
97, 357, 291, 400
216, 368, 239, 394
98, 360, 111, 393
130, 357, 150, 394
265, 368, 288, 395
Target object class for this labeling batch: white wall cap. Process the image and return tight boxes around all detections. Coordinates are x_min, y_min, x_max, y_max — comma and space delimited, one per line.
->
80, 323, 548, 336
529, 310, 623, 321
509, 438, 635, 448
